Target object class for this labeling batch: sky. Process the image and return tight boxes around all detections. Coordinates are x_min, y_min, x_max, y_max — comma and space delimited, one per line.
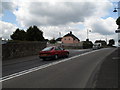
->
0, 0, 120, 46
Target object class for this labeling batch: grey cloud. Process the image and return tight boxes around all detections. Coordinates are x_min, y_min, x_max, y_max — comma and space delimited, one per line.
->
2, 2, 14, 10
92, 23, 114, 35
22, 2, 98, 26
0, 2, 16, 16
2, 2, 15, 11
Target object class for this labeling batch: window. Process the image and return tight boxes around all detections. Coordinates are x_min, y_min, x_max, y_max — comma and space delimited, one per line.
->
55, 47, 63, 50
55, 47, 61, 50
42, 47, 54, 51
58, 47, 63, 50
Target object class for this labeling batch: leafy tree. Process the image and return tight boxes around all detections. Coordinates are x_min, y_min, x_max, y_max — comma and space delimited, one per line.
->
116, 17, 120, 29
49, 38, 56, 44
10, 28, 26, 41
26, 25, 45, 41
83, 40, 93, 49
45, 39, 49, 42
108, 39, 115, 46
118, 39, 120, 43
10, 25, 45, 41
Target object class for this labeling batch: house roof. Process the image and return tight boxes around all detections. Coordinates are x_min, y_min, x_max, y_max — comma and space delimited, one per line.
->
95, 40, 107, 45
56, 37, 62, 41
95, 40, 106, 43
63, 31, 80, 41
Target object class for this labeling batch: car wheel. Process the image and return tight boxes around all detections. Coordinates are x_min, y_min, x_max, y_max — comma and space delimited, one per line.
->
66, 53, 69, 58
54, 55, 58, 60
42, 58, 46, 61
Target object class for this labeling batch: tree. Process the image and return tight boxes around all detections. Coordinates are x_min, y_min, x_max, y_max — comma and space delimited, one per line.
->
10, 28, 26, 41
26, 25, 45, 41
83, 40, 93, 49
49, 38, 56, 44
10, 25, 45, 41
108, 39, 115, 46
116, 17, 120, 29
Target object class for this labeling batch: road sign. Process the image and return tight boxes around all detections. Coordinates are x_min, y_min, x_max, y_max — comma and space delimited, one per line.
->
115, 30, 120, 33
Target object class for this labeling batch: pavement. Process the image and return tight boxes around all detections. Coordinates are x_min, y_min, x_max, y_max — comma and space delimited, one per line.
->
94, 47, 119, 88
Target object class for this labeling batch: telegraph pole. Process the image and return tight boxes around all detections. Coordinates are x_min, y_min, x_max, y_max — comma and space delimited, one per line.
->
86, 29, 91, 41
87, 29, 88, 39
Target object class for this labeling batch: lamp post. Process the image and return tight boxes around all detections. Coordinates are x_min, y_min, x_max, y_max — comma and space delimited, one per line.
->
113, 1, 120, 46
86, 29, 91, 41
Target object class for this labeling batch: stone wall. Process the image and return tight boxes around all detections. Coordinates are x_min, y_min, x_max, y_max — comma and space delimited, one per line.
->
47, 42, 83, 49
2, 41, 46, 60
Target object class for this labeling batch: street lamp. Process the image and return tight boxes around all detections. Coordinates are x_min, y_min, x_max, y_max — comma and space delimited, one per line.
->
113, 8, 120, 12
86, 29, 91, 41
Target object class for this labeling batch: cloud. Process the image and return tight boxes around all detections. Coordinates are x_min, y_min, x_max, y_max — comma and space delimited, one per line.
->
109, 0, 120, 2
0, 1, 17, 17
0, 21, 17, 39
1, 0, 118, 46
38, 26, 73, 39
84, 17, 118, 35
14, 1, 112, 27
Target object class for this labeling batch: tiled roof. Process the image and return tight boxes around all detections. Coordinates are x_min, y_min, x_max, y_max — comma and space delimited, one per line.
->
63, 31, 80, 41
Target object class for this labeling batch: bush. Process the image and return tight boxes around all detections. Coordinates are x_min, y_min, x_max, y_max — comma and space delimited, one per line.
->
83, 41, 93, 49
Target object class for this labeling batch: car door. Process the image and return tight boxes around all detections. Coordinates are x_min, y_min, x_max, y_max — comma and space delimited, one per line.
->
55, 47, 62, 57
58, 47, 66, 56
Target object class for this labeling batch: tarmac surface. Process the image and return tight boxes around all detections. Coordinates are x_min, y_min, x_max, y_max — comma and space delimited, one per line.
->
95, 47, 119, 88
2, 48, 116, 88
1, 48, 119, 88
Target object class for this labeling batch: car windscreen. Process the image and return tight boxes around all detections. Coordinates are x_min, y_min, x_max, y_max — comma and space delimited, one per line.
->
42, 47, 54, 51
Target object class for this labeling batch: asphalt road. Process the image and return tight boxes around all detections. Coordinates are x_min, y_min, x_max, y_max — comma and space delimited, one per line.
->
2, 49, 91, 77
2, 48, 116, 88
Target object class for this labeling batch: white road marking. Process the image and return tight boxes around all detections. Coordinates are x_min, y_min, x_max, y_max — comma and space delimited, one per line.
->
0, 48, 116, 82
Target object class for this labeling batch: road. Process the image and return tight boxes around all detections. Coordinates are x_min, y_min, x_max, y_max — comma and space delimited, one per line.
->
2, 48, 116, 88
2, 49, 91, 77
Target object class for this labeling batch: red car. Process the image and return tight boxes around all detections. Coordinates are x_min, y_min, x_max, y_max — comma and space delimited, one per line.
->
39, 46, 69, 60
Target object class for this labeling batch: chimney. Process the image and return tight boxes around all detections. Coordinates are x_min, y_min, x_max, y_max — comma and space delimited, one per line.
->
70, 31, 72, 34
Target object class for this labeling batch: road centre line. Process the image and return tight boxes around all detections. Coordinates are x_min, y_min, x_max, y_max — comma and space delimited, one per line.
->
0, 48, 115, 82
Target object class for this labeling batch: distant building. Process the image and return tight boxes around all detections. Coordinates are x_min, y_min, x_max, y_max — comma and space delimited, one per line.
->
0, 38, 8, 44
95, 40, 107, 47
1, 40, 7, 44
61, 31, 80, 44
56, 37, 62, 44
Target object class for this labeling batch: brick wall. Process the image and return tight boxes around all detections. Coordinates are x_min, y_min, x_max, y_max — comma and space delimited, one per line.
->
2, 41, 46, 60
